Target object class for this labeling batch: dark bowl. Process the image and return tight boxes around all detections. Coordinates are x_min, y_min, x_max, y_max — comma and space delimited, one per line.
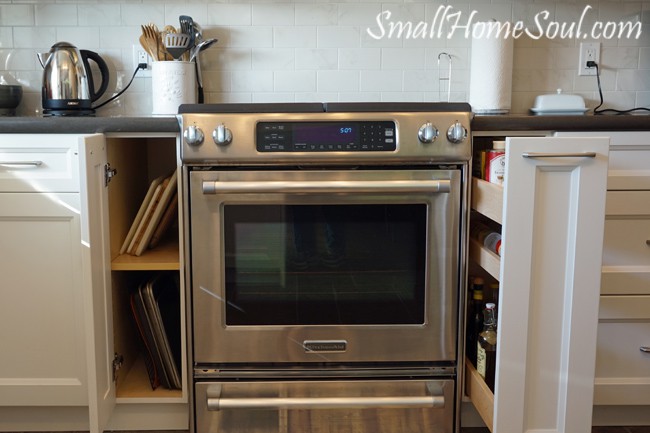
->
0, 84, 23, 113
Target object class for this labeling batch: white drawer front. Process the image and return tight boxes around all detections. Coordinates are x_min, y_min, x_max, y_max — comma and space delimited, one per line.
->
595, 296, 650, 405
0, 135, 80, 192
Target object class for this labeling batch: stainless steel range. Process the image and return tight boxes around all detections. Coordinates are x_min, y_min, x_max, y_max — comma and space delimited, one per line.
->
179, 102, 472, 433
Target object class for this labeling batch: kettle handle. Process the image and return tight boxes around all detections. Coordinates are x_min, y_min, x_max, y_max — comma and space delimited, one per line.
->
80, 49, 110, 104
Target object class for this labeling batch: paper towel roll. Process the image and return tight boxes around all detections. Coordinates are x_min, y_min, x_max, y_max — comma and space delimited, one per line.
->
469, 22, 514, 114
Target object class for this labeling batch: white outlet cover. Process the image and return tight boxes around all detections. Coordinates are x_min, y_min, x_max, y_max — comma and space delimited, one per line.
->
578, 42, 600, 76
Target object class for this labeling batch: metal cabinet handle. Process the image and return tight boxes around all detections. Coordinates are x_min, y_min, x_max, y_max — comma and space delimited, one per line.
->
203, 180, 451, 195
641, 347, 650, 353
521, 152, 596, 158
207, 395, 444, 411
0, 160, 43, 167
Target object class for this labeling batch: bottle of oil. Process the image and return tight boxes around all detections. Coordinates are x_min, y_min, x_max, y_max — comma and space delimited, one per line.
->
466, 277, 484, 365
477, 302, 497, 391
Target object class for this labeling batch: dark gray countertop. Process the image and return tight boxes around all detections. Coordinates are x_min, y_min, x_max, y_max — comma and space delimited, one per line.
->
0, 116, 180, 134
0, 113, 647, 134
472, 114, 650, 131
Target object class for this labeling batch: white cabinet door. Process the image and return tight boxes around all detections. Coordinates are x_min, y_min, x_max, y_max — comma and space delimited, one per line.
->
0, 192, 88, 406
493, 137, 609, 433
79, 134, 115, 433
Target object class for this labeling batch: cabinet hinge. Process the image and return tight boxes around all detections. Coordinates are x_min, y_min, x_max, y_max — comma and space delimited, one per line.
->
112, 353, 124, 383
104, 163, 117, 186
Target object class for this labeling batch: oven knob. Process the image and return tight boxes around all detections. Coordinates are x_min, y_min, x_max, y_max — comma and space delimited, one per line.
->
447, 122, 468, 144
183, 125, 204, 146
418, 122, 438, 144
213, 124, 233, 146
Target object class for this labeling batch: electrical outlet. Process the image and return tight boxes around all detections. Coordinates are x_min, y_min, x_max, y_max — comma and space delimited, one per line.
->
578, 42, 600, 76
132, 44, 152, 77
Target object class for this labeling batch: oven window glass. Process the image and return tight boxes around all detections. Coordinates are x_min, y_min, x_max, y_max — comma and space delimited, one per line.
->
223, 204, 427, 325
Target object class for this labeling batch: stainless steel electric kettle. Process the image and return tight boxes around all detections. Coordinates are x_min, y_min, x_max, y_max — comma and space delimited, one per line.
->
38, 42, 110, 116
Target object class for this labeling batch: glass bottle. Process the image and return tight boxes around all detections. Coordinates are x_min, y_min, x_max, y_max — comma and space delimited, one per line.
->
477, 302, 497, 392
466, 278, 484, 365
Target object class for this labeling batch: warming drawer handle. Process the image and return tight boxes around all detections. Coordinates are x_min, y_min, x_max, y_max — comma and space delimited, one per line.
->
0, 160, 44, 167
207, 395, 445, 411
521, 152, 597, 159
202, 180, 451, 195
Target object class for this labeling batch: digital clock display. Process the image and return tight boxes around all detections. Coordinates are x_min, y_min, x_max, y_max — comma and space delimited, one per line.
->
293, 122, 358, 145
256, 121, 396, 152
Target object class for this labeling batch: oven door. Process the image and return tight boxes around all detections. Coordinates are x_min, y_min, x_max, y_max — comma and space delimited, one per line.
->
189, 168, 461, 364
195, 379, 455, 433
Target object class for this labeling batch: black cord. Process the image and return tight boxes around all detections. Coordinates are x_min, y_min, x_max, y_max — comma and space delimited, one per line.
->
94, 63, 146, 110
591, 62, 650, 115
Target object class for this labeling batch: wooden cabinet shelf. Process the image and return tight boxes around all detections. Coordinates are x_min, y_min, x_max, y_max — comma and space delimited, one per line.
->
471, 178, 503, 225
116, 354, 183, 401
111, 238, 179, 271
465, 358, 494, 432
468, 238, 500, 281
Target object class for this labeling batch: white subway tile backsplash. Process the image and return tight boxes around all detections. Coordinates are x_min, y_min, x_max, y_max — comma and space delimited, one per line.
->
338, 4, 382, 27
56, 27, 100, 49
617, 69, 650, 91
0, 0, 647, 116
602, 46, 639, 69
339, 48, 380, 69
231, 70, 273, 92
252, 47, 295, 70
253, 3, 295, 26
0, 28, 12, 48
121, 5, 165, 27
274, 70, 316, 92
381, 47, 425, 70
35, 4, 77, 26
636, 91, 650, 108
317, 26, 360, 48
0, 5, 34, 26
78, 5, 121, 27
295, 92, 339, 103
252, 92, 294, 103
295, 48, 338, 70
640, 47, 650, 69
274, 26, 317, 48
13, 26, 56, 49
403, 70, 438, 92
229, 26, 273, 48
317, 69, 358, 92
207, 4, 252, 26
202, 48, 252, 71
359, 69, 402, 91
295, 4, 338, 26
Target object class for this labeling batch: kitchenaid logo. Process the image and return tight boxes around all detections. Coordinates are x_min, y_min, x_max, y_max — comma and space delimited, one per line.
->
303, 340, 347, 353
367, 5, 642, 41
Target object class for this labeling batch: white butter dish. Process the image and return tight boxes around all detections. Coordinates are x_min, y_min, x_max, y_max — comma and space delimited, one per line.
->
531, 89, 587, 115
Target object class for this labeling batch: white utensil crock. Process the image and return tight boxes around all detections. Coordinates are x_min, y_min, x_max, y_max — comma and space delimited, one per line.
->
151, 61, 196, 116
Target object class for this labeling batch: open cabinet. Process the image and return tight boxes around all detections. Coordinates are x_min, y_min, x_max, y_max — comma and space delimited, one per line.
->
465, 136, 609, 433
80, 133, 187, 433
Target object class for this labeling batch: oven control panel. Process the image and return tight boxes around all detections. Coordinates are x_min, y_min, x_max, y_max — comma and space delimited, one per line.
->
256, 121, 397, 152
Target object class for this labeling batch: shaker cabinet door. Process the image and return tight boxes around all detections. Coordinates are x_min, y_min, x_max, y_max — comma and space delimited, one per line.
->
0, 192, 88, 406
493, 137, 609, 433
79, 134, 116, 433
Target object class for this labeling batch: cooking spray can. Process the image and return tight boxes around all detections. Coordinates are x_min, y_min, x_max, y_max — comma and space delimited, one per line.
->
484, 140, 506, 185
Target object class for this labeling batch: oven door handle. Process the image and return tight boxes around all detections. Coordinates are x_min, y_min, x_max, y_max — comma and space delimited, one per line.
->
202, 179, 451, 194
207, 394, 445, 411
